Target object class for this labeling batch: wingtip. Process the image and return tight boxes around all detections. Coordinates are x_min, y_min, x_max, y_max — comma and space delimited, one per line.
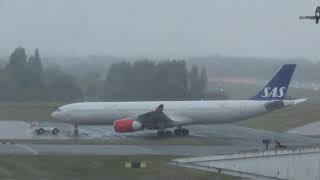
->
293, 98, 308, 105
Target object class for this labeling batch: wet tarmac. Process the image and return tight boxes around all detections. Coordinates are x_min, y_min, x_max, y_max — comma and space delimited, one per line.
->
0, 121, 319, 156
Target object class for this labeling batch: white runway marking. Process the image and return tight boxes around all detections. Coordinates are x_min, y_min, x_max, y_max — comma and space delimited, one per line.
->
191, 134, 209, 137
15, 144, 39, 155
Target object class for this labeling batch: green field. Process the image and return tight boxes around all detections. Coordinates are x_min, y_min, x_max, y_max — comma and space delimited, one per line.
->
237, 101, 320, 132
0, 137, 224, 146
0, 155, 235, 180
0, 102, 61, 121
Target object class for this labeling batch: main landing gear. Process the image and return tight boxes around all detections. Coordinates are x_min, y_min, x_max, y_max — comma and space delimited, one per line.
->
173, 128, 189, 136
156, 128, 189, 137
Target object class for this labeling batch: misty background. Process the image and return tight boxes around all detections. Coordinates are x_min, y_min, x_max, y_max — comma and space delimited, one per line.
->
0, 0, 319, 102
1, 0, 319, 59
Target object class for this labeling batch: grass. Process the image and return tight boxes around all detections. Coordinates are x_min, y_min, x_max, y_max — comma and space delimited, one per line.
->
107, 136, 224, 145
0, 102, 61, 121
237, 101, 320, 132
0, 137, 225, 146
0, 155, 236, 180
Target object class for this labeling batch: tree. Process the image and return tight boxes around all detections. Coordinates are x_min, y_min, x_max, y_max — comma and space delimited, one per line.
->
19, 48, 46, 101
199, 67, 208, 97
104, 61, 132, 100
45, 67, 83, 101
153, 60, 188, 100
0, 70, 19, 101
81, 71, 104, 100
188, 65, 200, 98
0, 47, 85, 102
129, 60, 157, 99
6, 47, 28, 90
104, 60, 189, 101
27, 48, 44, 88
187, 65, 208, 99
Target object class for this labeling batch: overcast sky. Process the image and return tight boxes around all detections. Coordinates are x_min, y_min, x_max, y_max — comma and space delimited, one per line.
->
0, 0, 319, 59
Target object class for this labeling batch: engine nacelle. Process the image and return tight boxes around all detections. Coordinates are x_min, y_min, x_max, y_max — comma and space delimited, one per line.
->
114, 118, 143, 133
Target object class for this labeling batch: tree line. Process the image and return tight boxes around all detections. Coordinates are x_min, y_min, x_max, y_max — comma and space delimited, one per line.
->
0, 47, 217, 102
104, 60, 208, 101
0, 47, 82, 101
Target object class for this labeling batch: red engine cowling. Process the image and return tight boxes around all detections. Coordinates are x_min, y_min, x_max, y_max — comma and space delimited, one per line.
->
114, 118, 143, 133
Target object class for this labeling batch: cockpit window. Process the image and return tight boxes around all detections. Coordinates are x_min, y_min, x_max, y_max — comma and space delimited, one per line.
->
56, 108, 62, 112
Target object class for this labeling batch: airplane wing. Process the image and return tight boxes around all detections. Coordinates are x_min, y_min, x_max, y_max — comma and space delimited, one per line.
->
135, 104, 191, 130
299, 16, 317, 19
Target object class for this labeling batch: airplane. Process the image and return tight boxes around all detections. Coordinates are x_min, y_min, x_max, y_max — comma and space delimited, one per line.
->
51, 64, 306, 136
299, 6, 320, 24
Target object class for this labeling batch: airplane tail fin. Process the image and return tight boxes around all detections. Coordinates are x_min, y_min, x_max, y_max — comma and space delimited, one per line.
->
251, 64, 296, 100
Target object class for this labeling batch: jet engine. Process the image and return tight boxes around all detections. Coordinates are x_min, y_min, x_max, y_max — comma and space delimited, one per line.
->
114, 118, 143, 132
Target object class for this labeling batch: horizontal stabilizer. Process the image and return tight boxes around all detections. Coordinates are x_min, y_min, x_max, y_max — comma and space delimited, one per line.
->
299, 16, 317, 19
282, 98, 308, 107
293, 98, 308, 104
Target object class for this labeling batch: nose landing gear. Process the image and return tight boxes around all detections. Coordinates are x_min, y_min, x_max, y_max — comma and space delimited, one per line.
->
74, 124, 79, 136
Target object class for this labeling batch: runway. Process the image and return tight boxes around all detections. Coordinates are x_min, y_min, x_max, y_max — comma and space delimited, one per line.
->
0, 121, 319, 156
287, 121, 320, 136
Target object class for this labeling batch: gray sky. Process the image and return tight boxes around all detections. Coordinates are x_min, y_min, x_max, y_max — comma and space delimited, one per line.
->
0, 0, 319, 59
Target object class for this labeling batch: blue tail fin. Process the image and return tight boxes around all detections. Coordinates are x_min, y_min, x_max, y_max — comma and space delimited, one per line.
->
251, 64, 296, 100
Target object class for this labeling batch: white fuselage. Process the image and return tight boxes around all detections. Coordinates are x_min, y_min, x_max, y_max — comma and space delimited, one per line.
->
51, 100, 293, 126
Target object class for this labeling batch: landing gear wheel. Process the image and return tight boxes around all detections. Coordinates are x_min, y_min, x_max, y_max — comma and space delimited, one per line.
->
174, 129, 182, 136
165, 130, 173, 136
182, 129, 189, 136
38, 128, 45, 135
157, 130, 165, 137
52, 128, 59, 135
74, 129, 79, 136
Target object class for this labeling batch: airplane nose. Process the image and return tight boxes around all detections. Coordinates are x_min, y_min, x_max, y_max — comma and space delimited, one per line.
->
51, 112, 57, 119
51, 111, 60, 119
